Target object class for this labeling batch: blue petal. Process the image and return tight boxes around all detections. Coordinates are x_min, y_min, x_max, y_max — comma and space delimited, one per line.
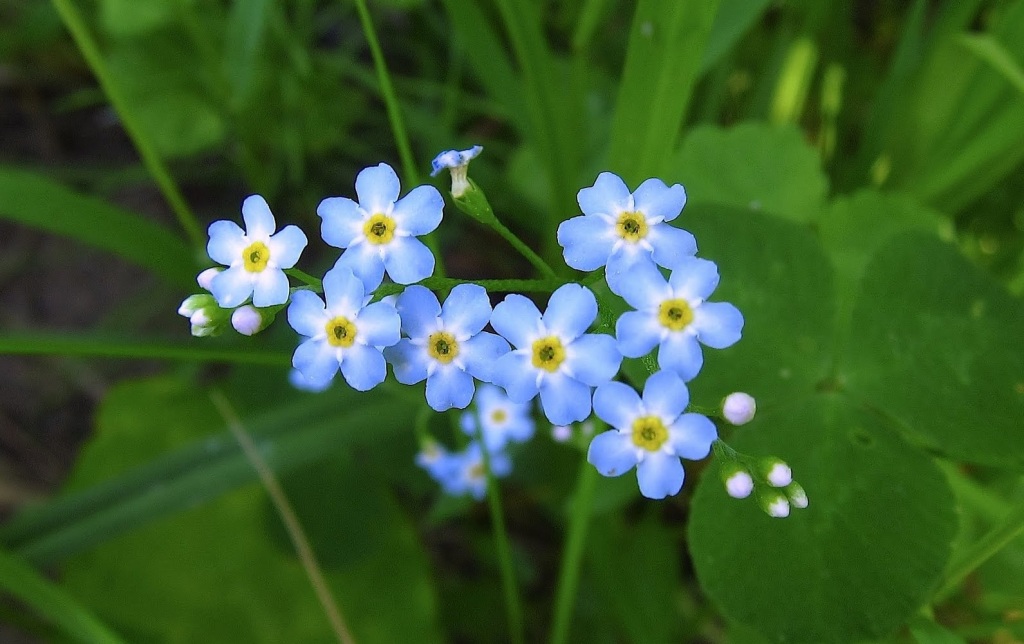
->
567, 333, 621, 386
355, 163, 401, 214
288, 290, 328, 338
593, 380, 640, 429
241, 195, 276, 239
461, 332, 511, 382
339, 344, 387, 391
556, 216, 615, 271
322, 266, 367, 315
251, 268, 289, 307
383, 237, 435, 284
693, 302, 744, 349
441, 284, 491, 336
491, 295, 542, 349
615, 310, 661, 358
210, 265, 253, 308
393, 185, 443, 235
357, 300, 401, 347
317, 197, 363, 249
667, 257, 719, 302
641, 370, 689, 420
538, 374, 592, 425
669, 413, 717, 459
649, 225, 698, 269
491, 352, 539, 403
544, 284, 597, 340
658, 333, 703, 381
632, 179, 686, 222
292, 338, 339, 388
636, 453, 684, 499
207, 220, 245, 266
383, 339, 428, 385
268, 225, 308, 269
426, 367, 475, 411
616, 260, 669, 310
334, 246, 385, 294
396, 285, 441, 338
605, 249, 656, 295
577, 172, 630, 217
587, 430, 639, 477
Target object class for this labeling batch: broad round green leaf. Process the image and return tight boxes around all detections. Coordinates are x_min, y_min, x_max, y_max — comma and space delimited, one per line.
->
844, 233, 1024, 469
689, 395, 957, 642
673, 123, 828, 222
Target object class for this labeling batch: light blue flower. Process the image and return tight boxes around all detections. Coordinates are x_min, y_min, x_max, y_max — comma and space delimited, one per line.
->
459, 383, 535, 451
430, 145, 483, 177
490, 284, 622, 425
384, 284, 510, 411
556, 172, 696, 292
417, 441, 511, 499
587, 370, 717, 500
415, 440, 463, 492
287, 266, 400, 391
615, 258, 743, 381
318, 163, 443, 286
206, 195, 308, 308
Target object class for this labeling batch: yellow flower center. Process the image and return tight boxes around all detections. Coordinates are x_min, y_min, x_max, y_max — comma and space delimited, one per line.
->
469, 462, 485, 479
616, 211, 648, 242
531, 336, 566, 372
243, 241, 271, 272
631, 416, 669, 451
658, 298, 694, 331
325, 316, 357, 348
363, 213, 396, 245
427, 331, 459, 364
490, 409, 508, 424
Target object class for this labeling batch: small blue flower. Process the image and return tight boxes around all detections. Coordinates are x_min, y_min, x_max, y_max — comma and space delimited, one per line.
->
418, 441, 511, 499
460, 383, 535, 451
490, 284, 622, 425
206, 195, 308, 308
415, 440, 463, 492
615, 258, 743, 381
384, 284, 510, 411
556, 172, 696, 292
318, 163, 443, 286
587, 370, 717, 500
430, 145, 483, 177
287, 266, 400, 391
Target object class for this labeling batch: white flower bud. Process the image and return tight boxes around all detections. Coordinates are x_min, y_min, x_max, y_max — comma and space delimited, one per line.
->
196, 267, 222, 291
231, 305, 264, 336
767, 496, 791, 518
190, 309, 211, 326
787, 483, 808, 509
722, 392, 756, 425
767, 462, 793, 487
725, 471, 754, 499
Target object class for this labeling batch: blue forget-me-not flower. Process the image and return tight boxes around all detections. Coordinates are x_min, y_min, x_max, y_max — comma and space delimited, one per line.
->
459, 383, 536, 451
318, 163, 443, 286
490, 284, 621, 425
206, 195, 308, 308
587, 370, 717, 499
384, 284, 510, 411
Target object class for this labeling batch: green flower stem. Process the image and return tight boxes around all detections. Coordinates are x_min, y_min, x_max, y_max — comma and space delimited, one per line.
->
50, 0, 205, 252
478, 442, 525, 644
0, 333, 292, 366
935, 482, 1024, 601
549, 453, 600, 644
286, 268, 324, 290
350, 0, 445, 277
375, 276, 568, 298
209, 390, 354, 644
488, 216, 558, 278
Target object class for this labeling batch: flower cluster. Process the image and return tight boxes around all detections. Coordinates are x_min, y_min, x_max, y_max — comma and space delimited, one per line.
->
179, 146, 800, 508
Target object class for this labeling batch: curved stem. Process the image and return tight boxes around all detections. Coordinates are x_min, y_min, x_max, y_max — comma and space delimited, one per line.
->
489, 218, 558, 278
478, 444, 525, 644
549, 455, 599, 644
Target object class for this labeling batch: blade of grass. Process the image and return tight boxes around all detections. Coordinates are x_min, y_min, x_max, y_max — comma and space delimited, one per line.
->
958, 32, 1024, 95
0, 167, 196, 289
698, 0, 771, 73
608, 0, 721, 184
50, 0, 205, 251
0, 332, 292, 367
0, 548, 127, 644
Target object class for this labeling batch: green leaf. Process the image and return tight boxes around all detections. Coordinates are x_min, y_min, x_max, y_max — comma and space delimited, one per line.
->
699, 0, 771, 73
673, 123, 828, 223
98, 0, 182, 37
689, 395, 958, 642
53, 375, 441, 643
958, 33, 1024, 95
0, 548, 127, 644
0, 167, 196, 288
908, 615, 968, 644
223, 0, 272, 107
608, 0, 721, 183
844, 233, 1024, 469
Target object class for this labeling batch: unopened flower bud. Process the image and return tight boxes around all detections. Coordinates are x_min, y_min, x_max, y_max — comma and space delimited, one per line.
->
722, 392, 756, 425
787, 482, 808, 509
232, 305, 266, 336
551, 425, 572, 443
765, 460, 793, 487
759, 491, 791, 518
178, 293, 230, 337
725, 470, 754, 499
196, 267, 222, 291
